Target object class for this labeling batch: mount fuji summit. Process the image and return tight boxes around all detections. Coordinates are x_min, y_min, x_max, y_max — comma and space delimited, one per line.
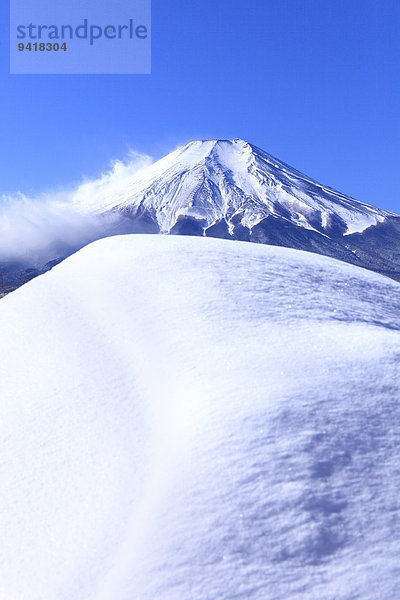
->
2, 139, 400, 293
76, 138, 400, 279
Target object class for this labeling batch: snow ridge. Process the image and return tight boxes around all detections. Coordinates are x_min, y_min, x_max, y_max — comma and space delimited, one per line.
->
1, 235, 399, 600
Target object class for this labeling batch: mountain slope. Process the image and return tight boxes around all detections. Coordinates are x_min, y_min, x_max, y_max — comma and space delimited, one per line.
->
75, 139, 390, 235
2, 138, 400, 294
73, 138, 400, 280
1, 234, 399, 600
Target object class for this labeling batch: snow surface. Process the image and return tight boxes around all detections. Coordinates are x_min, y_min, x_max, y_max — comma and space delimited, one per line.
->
73, 139, 394, 235
0, 234, 399, 600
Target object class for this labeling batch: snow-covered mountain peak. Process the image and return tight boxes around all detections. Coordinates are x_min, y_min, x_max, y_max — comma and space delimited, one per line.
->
74, 138, 393, 238
3, 138, 399, 295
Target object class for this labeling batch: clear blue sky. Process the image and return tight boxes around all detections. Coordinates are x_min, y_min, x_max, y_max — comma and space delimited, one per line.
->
1, 0, 399, 211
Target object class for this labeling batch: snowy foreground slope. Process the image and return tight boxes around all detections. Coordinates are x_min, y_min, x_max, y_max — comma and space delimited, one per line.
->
0, 235, 399, 600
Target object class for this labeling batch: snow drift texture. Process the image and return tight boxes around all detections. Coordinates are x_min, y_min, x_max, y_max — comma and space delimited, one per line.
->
1, 234, 399, 600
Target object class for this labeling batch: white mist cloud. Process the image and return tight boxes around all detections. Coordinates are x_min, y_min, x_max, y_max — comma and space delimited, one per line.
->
0, 150, 153, 265
70, 150, 153, 212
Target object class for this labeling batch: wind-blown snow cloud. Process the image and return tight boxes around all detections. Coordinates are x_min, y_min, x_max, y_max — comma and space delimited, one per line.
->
0, 150, 153, 264
70, 150, 152, 212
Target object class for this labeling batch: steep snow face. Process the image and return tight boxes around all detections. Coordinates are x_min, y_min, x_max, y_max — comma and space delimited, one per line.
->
1, 235, 400, 600
74, 139, 393, 235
